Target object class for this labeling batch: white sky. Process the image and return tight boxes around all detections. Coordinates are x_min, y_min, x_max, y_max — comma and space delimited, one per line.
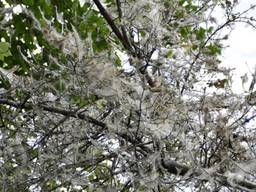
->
221, 0, 256, 93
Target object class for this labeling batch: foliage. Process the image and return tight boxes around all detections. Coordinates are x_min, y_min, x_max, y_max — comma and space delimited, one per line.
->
0, 42, 12, 61
0, 0, 256, 191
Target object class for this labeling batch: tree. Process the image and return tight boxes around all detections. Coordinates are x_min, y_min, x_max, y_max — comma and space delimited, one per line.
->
0, 0, 256, 191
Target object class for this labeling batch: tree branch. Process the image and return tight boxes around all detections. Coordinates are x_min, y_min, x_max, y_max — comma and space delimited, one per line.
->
0, 99, 106, 129
92, 0, 132, 51
116, 0, 122, 21
162, 159, 256, 191
2, 98, 255, 191
92, 0, 156, 88
161, 159, 190, 176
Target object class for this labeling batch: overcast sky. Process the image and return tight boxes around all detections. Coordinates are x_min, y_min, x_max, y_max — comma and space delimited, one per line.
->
221, 0, 256, 93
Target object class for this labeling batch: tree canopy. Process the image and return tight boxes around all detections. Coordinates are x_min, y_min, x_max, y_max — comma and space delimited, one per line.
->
1, 0, 256, 191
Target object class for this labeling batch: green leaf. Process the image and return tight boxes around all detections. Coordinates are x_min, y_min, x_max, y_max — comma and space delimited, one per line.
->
0, 42, 12, 61
114, 56, 121, 66
23, 0, 34, 6
71, 95, 88, 107
54, 79, 66, 92
204, 43, 221, 56
192, 44, 198, 50
179, 26, 190, 39
45, 179, 58, 190
0, 42, 9, 52
208, 26, 214, 33
196, 27, 206, 40
178, 0, 186, 6
175, 10, 184, 18
93, 38, 109, 52
0, 76, 11, 89
165, 49, 173, 58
